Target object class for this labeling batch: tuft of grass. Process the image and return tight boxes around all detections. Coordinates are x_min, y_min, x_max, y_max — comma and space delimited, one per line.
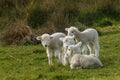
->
1, 21, 34, 45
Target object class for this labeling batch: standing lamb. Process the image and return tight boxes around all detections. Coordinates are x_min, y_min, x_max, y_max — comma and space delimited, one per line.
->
59, 35, 75, 53
65, 26, 100, 57
59, 35, 76, 65
65, 46, 103, 69
36, 32, 65, 65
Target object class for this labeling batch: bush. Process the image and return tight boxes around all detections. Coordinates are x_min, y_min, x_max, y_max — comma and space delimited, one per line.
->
27, 0, 53, 29
1, 21, 33, 45
97, 18, 113, 27
0, 0, 120, 34
27, 7, 50, 29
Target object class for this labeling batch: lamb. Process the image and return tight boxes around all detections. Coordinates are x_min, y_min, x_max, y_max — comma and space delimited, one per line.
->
59, 35, 75, 53
65, 46, 103, 69
63, 42, 87, 65
70, 54, 103, 69
59, 35, 76, 65
67, 41, 88, 55
65, 26, 100, 57
36, 32, 65, 65
60, 36, 87, 66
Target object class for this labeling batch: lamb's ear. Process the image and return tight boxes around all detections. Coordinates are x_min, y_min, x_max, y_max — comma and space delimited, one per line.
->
77, 42, 82, 46
59, 38, 64, 41
36, 36, 41, 40
65, 28, 69, 31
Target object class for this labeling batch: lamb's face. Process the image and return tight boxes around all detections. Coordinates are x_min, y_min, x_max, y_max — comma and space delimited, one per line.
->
36, 34, 53, 48
65, 26, 78, 36
60, 36, 75, 48
69, 42, 82, 54
66, 46, 72, 58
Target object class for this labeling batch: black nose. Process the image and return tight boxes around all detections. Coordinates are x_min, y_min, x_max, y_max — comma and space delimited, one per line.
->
45, 45, 47, 47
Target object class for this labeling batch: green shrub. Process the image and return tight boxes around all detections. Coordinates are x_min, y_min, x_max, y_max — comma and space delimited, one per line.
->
27, 7, 50, 29
1, 21, 32, 45
97, 18, 113, 27
0, 0, 120, 32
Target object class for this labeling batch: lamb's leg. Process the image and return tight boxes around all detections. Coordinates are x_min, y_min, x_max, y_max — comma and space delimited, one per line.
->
94, 41, 100, 57
46, 49, 53, 65
54, 50, 61, 63
82, 45, 88, 55
87, 43, 94, 55
61, 48, 65, 64
63, 53, 68, 66
70, 64, 75, 69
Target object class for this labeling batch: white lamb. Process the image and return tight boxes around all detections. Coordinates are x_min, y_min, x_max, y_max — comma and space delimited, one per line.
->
59, 35, 75, 53
70, 54, 103, 69
63, 42, 87, 65
67, 41, 88, 55
36, 32, 65, 65
59, 35, 76, 65
65, 26, 100, 57
65, 46, 103, 69
60, 36, 87, 66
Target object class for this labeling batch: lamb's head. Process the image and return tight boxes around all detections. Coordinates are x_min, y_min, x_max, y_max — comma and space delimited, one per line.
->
36, 34, 53, 48
65, 26, 78, 36
65, 46, 73, 59
59, 35, 75, 48
69, 42, 82, 54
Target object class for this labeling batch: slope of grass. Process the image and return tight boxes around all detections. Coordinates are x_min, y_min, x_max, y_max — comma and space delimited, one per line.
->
0, 27, 120, 80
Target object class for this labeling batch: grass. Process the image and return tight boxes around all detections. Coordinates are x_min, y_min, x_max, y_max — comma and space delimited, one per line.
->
0, 26, 120, 80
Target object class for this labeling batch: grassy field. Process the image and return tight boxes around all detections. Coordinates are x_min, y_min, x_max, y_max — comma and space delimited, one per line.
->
0, 26, 120, 80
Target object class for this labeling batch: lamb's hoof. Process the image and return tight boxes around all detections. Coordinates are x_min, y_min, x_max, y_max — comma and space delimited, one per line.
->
70, 65, 74, 69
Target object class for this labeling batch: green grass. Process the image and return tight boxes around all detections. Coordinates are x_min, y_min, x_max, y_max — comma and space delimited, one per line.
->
0, 26, 120, 80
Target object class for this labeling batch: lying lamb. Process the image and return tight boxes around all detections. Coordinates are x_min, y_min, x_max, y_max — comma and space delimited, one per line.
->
65, 26, 100, 57
65, 46, 103, 69
36, 32, 65, 65
70, 54, 103, 69
60, 36, 87, 65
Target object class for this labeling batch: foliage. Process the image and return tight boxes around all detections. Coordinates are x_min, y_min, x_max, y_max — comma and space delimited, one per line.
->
97, 18, 113, 27
0, 0, 120, 31
27, 1, 51, 29
1, 21, 32, 45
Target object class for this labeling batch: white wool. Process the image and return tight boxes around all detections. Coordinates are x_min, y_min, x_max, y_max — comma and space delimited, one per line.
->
60, 35, 87, 66
59, 35, 76, 65
36, 32, 65, 65
70, 54, 103, 69
69, 42, 88, 54
65, 26, 100, 57
64, 43, 103, 69
59, 35, 75, 49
